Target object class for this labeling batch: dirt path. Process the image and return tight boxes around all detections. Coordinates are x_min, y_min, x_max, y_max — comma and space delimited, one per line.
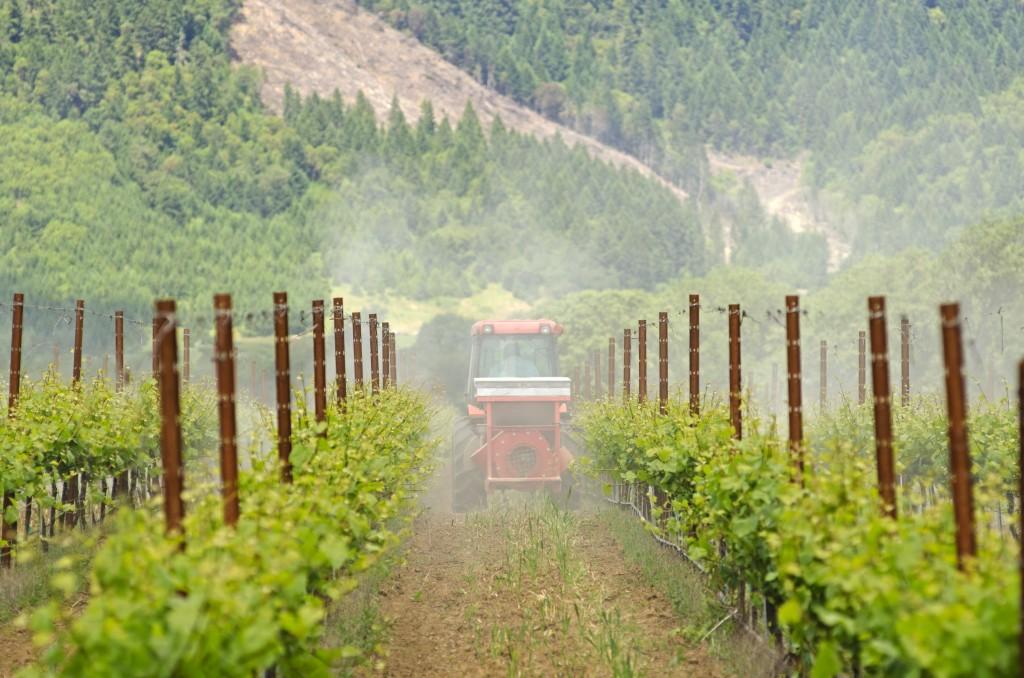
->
370, 483, 721, 677
0, 624, 36, 678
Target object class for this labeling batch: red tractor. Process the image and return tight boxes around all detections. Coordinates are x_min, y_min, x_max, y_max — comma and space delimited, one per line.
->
451, 319, 577, 512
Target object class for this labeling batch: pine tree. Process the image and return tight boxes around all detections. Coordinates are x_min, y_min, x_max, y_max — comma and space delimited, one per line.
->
345, 91, 379, 152
385, 95, 414, 158
415, 99, 437, 152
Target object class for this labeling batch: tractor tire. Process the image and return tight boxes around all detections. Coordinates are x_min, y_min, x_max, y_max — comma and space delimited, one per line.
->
452, 466, 487, 513
547, 470, 581, 511
549, 426, 583, 510
451, 417, 486, 513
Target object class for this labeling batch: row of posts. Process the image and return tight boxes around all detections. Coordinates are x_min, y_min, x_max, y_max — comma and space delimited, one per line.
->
577, 293, 1021, 662
573, 294, 1019, 573
160, 292, 398, 539
2, 292, 398, 567
576, 307, 916, 417
1, 296, 103, 567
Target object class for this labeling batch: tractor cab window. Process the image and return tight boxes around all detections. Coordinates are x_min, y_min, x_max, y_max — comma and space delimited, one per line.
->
478, 336, 557, 378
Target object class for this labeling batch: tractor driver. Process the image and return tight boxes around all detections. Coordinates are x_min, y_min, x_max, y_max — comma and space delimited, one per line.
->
497, 340, 541, 378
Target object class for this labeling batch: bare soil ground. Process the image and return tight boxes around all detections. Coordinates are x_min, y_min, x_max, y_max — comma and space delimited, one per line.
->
0, 591, 86, 678
365, 471, 722, 677
230, 0, 689, 203
0, 624, 36, 678
707, 150, 849, 269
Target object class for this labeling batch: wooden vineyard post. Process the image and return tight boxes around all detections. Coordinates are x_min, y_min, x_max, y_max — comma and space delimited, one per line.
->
593, 349, 602, 399
659, 312, 669, 414
1017, 359, 1023, 671
114, 312, 129, 501
573, 364, 581, 403
858, 331, 867, 405
115, 312, 125, 392
369, 314, 380, 395
182, 328, 191, 385
728, 305, 742, 440
940, 303, 976, 569
638, 320, 647, 404
72, 300, 84, 385
273, 293, 293, 484
868, 297, 897, 519
819, 340, 827, 411
67, 300, 84, 528
689, 295, 700, 416
312, 300, 327, 423
352, 312, 363, 390
389, 334, 397, 387
382, 322, 391, 390
114, 313, 130, 499
152, 316, 159, 382
622, 329, 631, 402
2, 293, 24, 569
155, 300, 185, 539
214, 295, 240, 527
786, 296, 804, 482
332, 298, 347, 406
901, 316, 911, 407
7, 294, 23, 412
607, 338, 615, 401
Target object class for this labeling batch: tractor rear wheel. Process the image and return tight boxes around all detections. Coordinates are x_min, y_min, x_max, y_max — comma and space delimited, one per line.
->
547, 470, 581, 510
451, 417, 486, 513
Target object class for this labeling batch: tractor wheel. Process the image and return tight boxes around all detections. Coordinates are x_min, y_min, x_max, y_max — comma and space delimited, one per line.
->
547, 470, 581, 511
451, 417, 486, 513
452, 466, 487, 513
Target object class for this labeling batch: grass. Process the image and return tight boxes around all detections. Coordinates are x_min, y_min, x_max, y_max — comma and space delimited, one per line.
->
596, 507, 714, 633
357, 485, 773, 676
319, 540, 405, 676
597, 504, 782, 678
466, 495, 648, 676
0, 527, 102, 627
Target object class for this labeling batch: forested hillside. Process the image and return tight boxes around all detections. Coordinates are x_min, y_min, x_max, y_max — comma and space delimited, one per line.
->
0, 0, 706, 319
358, 0, 1024, 255
2, 0, 1022, 324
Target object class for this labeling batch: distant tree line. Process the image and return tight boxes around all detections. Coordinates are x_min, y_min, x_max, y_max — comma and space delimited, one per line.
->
359, 0, 1024, 257
0, 0, 708, 323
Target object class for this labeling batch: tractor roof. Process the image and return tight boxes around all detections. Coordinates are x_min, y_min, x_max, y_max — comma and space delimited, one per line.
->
470, 319, 564, 336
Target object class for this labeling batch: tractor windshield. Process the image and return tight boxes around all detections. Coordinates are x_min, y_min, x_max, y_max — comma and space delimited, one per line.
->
478, 335, 557, 378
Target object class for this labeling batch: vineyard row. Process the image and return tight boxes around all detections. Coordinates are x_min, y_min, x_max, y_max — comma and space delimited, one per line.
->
575, 292, 1023, 675
1, 291, 402, 568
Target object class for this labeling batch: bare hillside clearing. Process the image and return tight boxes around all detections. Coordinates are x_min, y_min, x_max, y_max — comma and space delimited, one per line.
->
230, 0, 689, 203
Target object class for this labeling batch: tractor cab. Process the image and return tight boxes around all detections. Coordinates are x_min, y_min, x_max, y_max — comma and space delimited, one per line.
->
465, 320, 562, 407
451, 320, 576, 512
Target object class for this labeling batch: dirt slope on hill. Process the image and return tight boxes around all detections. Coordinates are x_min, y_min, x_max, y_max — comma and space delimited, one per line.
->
708, 151, 849, 269
229, 0, 688, 201
230, 0, 854, 266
